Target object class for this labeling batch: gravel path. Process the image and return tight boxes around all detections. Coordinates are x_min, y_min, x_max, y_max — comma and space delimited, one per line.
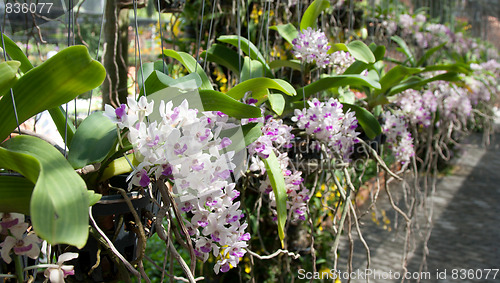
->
335, 123, 500, 283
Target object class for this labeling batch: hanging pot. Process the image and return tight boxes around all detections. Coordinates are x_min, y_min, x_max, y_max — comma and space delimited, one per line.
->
69, 176, 153, 282
154, 0, 186, 13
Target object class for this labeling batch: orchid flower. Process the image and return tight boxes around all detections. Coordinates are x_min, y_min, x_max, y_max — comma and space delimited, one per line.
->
43, 252, 78, 283
0, 224, 41, 264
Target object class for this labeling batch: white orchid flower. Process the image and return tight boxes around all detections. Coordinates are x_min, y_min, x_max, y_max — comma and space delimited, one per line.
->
43, 252, 78, 283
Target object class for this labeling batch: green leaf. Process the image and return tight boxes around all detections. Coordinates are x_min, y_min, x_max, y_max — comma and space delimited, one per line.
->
143, 71, 202, 96
391, 35, 415, 66
346, 41, 376, 64
268, 93, 286, 115
0, 61, 20, 94
270, 23, 299, 45
217, 35, 273, 77
162, 50, 213, 90
269, 59, 302, 71
296, 75, 381, 99
1, 34, 34, 73
87, 190, 102, 206
388, 72, 460, 96
370, 43, 386, 61
342, 103, 381, 140
242, 123, 262, 146
0, 175, 33, 214
262, 151, 287, 247
376, 65, 423, 95
137, 60, 168, 90
240, 57, 265, 82
300, 0, 330, 31
0, 135, 89, 248
416, 42, 446, 66
68, 112, 118, 169
201, 44, 243, 76
48, 106, 76, 146
420, 63, 470, 75
0, 46, 106, 142
199, 90, 262, 119
226, 78, 296, 102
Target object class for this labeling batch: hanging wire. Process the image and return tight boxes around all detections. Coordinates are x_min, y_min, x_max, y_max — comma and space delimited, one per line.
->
87, 0, 106, 116
157, 0, 166, 73
133, 0, 147, 98
237, 0, 242, 76
246, 0, 251, 80
1, 19, 21, 138
63, 0, 74, 157
195, 0, 207, 71
202, 0, 219, 71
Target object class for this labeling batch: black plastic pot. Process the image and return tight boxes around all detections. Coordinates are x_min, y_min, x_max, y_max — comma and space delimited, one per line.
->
71, 176, 153, 282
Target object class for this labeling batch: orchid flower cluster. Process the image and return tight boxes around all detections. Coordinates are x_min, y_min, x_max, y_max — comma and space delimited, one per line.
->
331, 51, 356, 75
428, 81, 472, 125
292, 98, 360, 161
292, 27, 332, 68
248, 117, 310, 222
469, 59, 500, 105
104, 96, 249, 274
0, 213, 76, 283
394, 89, 437, 127
0, 213, 41, 264
382, 112, 415, 164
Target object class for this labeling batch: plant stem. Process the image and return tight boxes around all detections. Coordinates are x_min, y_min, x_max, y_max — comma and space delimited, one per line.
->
14, 254, 24, 282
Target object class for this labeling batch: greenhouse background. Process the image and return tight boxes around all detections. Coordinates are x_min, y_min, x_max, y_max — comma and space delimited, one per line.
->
0, 0, 499, 282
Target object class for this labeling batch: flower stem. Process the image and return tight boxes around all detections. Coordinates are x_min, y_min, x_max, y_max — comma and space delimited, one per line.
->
13, 254, 24, 282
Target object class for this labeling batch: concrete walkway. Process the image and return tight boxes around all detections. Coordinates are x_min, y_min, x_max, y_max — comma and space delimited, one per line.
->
336, 123, 500, 282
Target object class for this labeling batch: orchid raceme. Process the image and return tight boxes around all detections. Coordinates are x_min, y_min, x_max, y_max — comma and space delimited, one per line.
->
292, 27, 332, 68
292, 98, 360, 161
382, 111, 415, 164
105, 96, 249, 273
248, 117, 309, 222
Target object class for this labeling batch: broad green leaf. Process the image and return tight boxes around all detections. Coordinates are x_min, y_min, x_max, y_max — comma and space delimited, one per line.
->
226, 78, 296, 103
0, 175, 33, 214
68, 112, 118, 169
370, 43, 386, 61
0, 135, 89, 248
162, 50, 213, 90
300, 0, 330, 31
376, 65, 423, 95
391, 35, 415, 66
199, 90, 262, 119
343, 61, 370, 75
342, 103, 381, 139
262, 151, 287, 247
420, 63, 470, 75
0, 61, 20, 94
346, 41, 376, 64
388, 72, 460, 96
332, 41, 376, 64
242, 123, 262, 146
295, 75, 381, 99
137, 60, 168, 90
268, 93, 286, 115
270, 24, 299, 45
201, 44, 243, 76
217, 35, 273, 77
1, 34, 33, 73
241, 57, 265, 82
142, 71, 202, 96
416, 42, 446, 66
0, 46, 106, 142
269, 59, 302, 71
48, 106, 76, 146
